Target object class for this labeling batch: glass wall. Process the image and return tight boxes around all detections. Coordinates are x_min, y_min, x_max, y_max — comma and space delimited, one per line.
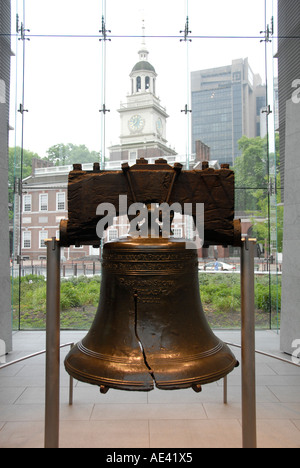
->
9, 0, 281, 330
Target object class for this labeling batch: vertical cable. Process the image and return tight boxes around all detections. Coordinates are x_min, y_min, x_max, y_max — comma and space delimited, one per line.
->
11, 0, 20, 329
100, 28, 106, 170
99, 0, 111, 263
271, 0, 280, 333
186, 34, 191, 170
180, 0, 192, 239
17, 0, 29, 329
185, 0, 191, 170
262, 0, 272, 329
180, 0, 192, 170
99, 0, 110, 170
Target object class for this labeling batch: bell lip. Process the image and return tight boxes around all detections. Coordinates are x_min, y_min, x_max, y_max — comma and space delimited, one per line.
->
65, 364, 155, 392
153, 359, 238, 389
64, 342, 238, 392
64, 358, 237, 392
64, 355, 155, 392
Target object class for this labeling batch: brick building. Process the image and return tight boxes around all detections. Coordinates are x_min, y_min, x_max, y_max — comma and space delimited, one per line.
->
21, 164, 99, 262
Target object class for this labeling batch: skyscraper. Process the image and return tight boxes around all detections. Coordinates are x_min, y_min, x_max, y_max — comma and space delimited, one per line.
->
191, 58, 266, 166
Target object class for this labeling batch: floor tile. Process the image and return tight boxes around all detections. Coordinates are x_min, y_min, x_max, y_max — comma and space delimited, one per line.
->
267, 386, 300, 403
59, 420, 150, 448
91, 403, 207, 420
149, 419, 243, 448
0, 422, 44, 448
257, 419, 300, 448
1, 330, 299, 448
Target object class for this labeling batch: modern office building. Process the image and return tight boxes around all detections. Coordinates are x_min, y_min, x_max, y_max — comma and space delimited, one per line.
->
191, 58, 267, 166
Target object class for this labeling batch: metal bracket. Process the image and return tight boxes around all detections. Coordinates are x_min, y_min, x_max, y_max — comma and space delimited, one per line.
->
180, 16, 192, 42
181, 104, 192, 115
99, 15, 111, 42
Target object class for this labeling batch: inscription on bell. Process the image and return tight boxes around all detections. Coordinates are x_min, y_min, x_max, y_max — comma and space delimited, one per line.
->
119, 278, 175, 303
102, 251, 197, 274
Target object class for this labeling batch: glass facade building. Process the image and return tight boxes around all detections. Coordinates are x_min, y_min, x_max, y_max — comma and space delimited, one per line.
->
191, 59, 267, 166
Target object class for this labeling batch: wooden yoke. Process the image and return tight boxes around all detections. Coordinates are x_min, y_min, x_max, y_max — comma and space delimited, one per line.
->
59, 158, 242, 248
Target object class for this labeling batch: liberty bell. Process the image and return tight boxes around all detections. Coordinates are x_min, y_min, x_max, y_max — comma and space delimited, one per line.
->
60, 158, 242, 393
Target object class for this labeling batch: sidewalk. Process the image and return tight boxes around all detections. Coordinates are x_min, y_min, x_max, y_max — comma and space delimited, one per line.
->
0, 330, 300, 448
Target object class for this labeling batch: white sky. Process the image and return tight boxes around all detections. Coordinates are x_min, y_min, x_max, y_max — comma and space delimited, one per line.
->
10, 0, 278, 159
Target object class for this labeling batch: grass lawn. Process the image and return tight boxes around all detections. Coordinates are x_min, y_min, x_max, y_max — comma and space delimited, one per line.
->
11, 273, 281, 330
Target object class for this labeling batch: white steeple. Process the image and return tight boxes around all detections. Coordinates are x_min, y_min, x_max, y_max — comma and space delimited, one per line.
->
130, 20, 157, 95
109, 18, 177, 162
138, 19, 149, 62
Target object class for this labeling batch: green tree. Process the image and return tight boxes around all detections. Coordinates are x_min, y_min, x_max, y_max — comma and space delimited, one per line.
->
46, 143, 100, 166
8, 146, 41, 186
233, 134, 283, 252
250, 172, 284, 252
8, 147, 42, 219
234, 136, 268, 213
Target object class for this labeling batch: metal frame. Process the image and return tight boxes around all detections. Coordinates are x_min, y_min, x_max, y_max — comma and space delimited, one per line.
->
240, 237, 257, 448
44, 238, 61, 449
42, 237, 259, 448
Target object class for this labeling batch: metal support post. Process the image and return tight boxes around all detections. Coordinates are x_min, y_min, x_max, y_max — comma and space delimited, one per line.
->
45, 238, 61, 449
69, 344, 74, 406
241, 238, 257, 448
223, 376, 227, 404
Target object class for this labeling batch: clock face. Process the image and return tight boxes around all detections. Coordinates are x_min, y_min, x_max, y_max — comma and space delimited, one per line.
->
156, 118, 163, 135
129, 115, 145, 133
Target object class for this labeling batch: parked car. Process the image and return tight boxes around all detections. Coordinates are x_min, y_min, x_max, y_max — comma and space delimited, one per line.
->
199, 261, 236, 271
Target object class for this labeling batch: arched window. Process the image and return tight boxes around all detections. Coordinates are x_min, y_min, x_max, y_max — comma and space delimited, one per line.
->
145, 76, 150, 91
136, 76, 141, 92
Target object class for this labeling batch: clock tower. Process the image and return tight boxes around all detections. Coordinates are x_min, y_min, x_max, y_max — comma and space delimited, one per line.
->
109, 23, 177, 162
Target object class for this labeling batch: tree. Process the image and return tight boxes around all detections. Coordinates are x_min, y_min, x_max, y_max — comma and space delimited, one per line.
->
46, 143, 100, 166
8, 146, 41, 185
234, 136, 269, 212
233, 134, 283, 252
251, 172, 283, 253
8, 147, 42, 219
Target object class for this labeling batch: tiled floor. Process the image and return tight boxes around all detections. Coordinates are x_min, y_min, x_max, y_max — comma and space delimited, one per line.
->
0, 330, 300, 448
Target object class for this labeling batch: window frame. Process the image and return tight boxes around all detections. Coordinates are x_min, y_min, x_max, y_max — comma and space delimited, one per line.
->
56, 192, 66, 211
39, 230, 48, 249
22, 230, 31, 249
23, 194, 32, 213
39, 193, 48, 212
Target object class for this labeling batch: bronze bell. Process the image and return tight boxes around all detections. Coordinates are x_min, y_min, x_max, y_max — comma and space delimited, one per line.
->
64, 235, 238, 392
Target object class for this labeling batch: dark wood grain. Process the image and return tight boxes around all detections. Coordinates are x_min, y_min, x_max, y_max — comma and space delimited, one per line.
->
60, 159, 241, 247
